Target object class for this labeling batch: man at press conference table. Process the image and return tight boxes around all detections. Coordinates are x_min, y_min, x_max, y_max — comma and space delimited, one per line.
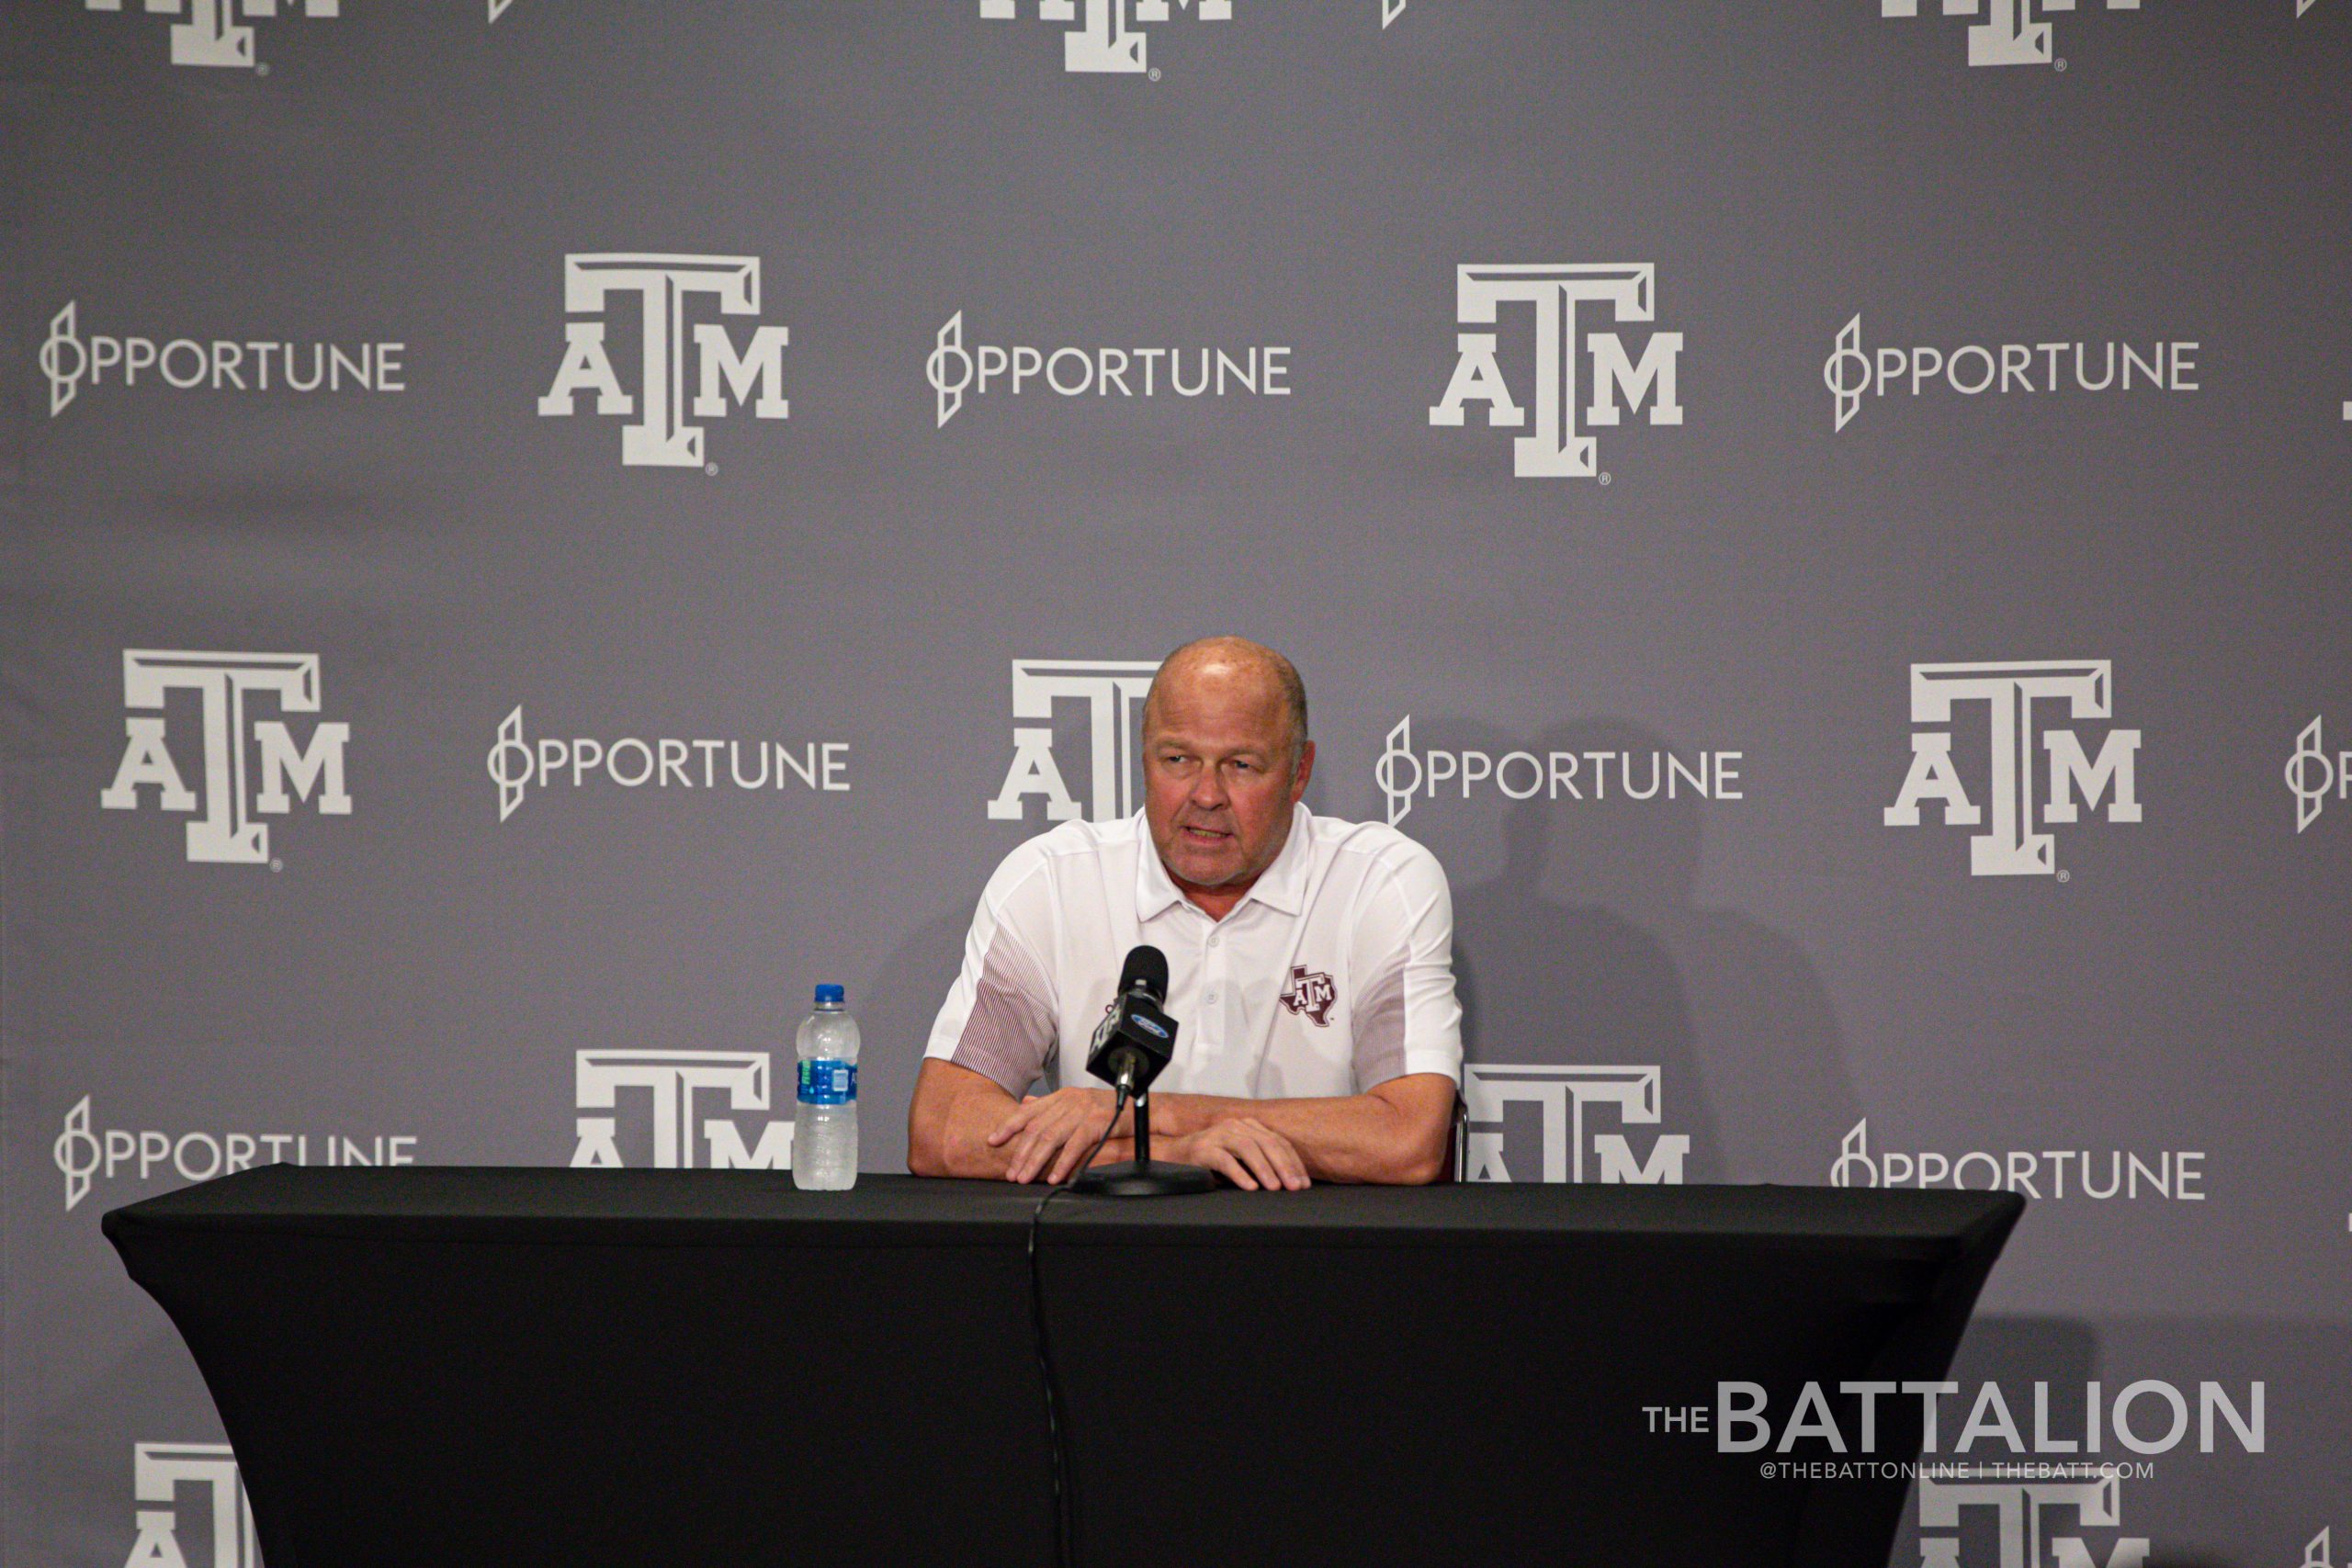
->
908, 636, 1462, 1190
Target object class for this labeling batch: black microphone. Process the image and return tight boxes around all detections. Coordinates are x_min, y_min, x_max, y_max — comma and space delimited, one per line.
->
1071, 945, 1216, 1197
1122, 943, 1169, 1004
1085, 944, 1176, 1099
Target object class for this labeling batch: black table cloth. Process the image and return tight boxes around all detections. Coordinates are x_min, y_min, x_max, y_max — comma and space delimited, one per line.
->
106, 1168, 2021, 1567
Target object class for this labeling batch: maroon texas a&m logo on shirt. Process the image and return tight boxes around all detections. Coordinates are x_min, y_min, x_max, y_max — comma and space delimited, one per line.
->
1279, 964, 1337, 1028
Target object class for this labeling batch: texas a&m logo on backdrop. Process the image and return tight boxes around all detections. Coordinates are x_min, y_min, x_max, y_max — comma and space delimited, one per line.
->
979, 0, 1228, 75
123, 1443, 257, 1568
989, 659, 1161, 825
571, 1050, 795, 1169
100, 650, 351, 867
85, 0, 335, 70
1884, 660, 2141, 878
1458, 1064, 1690, 1183
1915, 1470, 2148, 1568
1430, 264, 1682, 481
538, 254, 790, 469
1877, 0, 2144, 69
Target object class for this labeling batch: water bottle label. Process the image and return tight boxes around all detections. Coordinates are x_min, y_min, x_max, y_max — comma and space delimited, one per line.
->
797, 1059, 856, 1107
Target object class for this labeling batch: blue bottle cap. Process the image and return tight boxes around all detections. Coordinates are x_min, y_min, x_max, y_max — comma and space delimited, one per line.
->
814, 984, 845, 1006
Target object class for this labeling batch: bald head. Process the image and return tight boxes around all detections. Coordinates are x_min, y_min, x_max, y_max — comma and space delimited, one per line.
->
1140, 637, 1315, 909
1144, 637, 1308, 773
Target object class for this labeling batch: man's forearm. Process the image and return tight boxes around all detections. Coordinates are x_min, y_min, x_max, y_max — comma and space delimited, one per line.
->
925, 1105, 1138, 1179
908, 1061, 1135, 1180
908, 1065, 1036, 1179
1150, 1084, 1451, 1184
908, 1084, 1017, 1179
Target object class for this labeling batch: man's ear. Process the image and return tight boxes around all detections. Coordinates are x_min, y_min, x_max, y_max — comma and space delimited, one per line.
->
1291, 739, 1316, 802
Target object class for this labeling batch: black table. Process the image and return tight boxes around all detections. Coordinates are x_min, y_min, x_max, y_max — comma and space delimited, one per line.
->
106, 1168, 2021, 1567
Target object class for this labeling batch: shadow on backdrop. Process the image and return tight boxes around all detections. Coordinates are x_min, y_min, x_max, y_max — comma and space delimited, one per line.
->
1397, 717, 1859, 1185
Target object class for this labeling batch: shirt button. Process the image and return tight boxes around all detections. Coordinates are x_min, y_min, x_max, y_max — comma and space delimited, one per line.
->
1205, 990, 1219, 1005
1207, 934, 1220, 949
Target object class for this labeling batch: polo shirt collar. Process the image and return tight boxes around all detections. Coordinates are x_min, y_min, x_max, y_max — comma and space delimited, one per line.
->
1135, 822, 1186, 922
1240, 802, 1314, 916
1133, 802, 1314, 923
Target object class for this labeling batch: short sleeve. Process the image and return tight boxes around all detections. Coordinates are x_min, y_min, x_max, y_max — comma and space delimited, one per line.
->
1347, 840, 1464, 1092
923, 843, 1061, 1096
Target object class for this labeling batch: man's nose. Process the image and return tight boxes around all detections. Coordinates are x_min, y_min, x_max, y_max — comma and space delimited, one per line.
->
1190, 768, 1229, 809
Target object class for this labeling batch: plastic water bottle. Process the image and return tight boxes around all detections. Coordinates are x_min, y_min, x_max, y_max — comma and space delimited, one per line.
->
793, 984, 859, 1190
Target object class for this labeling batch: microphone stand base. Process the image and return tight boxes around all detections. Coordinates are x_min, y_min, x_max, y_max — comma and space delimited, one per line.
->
1069, 1159, 1218, 1198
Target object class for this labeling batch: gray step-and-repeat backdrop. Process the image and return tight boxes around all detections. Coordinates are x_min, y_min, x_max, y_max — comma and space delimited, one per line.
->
6, 2, 2349, 1563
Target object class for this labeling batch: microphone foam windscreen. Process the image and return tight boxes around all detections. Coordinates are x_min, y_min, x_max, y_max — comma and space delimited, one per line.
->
1121, 944, 1170, 1003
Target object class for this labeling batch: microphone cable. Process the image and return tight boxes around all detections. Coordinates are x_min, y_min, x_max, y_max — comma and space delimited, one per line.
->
1026, 1085, 1127, 1568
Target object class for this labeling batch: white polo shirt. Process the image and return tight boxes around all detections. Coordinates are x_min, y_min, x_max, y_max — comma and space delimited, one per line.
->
924, 804, 1463, 1100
